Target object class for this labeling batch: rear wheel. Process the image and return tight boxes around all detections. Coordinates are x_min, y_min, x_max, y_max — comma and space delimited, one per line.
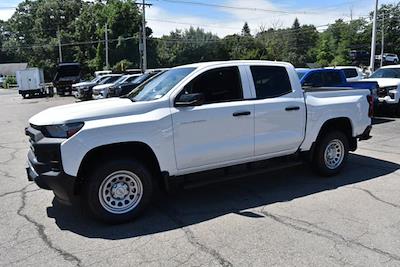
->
83, 159, 153, 224
312, 131, 349, 176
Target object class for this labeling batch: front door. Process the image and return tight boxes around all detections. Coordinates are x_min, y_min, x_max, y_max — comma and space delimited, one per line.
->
171, 66, 254, 170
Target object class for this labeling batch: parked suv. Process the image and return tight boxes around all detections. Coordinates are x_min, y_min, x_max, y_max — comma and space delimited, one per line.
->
75, 74, 122, 100
383, 53, 399, 64
26, 60, 373, 223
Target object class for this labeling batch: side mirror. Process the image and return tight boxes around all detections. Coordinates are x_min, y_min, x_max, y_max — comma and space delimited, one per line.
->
175, 93, 205, 107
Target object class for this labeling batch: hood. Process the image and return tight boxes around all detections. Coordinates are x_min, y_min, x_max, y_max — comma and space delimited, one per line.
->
72, 81, 93, 88
93, 83, 113, 91
363, 78, 400, 87
29, 98, 160, 126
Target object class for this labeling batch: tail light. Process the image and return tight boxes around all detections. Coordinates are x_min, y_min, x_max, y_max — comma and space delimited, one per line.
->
367, 94, 374, 118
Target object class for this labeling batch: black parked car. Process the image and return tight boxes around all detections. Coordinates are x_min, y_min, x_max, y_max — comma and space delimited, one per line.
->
108, 71, 165, 97
53, 63, 82, 96
76, 74, 122, 100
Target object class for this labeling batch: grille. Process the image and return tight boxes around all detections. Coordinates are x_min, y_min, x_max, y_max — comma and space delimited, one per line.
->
377, 87, 389, 98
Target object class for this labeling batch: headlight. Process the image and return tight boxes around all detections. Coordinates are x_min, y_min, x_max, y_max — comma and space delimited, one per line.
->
386, 86, 398, 91
44, 122, 84, 138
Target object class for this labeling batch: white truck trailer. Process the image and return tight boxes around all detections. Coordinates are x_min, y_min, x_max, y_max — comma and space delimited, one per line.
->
16, 68, 53, 98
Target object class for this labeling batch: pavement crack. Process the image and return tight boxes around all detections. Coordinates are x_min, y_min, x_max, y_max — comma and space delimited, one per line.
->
0, 145, 20, 165
0, 184, 33, 198
260, 211, 400, 262
0, 169, 17, 180
350, 187, 400, 209
156, 205, 233, 267
16, 187, 83, 266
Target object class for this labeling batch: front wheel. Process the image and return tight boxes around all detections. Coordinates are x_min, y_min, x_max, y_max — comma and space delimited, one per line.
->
312, 131, 349, 176
83, 159, 153, 224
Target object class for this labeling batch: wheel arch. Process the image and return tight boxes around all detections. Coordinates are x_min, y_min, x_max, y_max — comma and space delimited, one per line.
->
75, 142, 162, 193
316, 117, 356, 151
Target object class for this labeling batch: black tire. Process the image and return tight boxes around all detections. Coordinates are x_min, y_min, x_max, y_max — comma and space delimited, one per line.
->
312, 131, 349, 176
83, 158, 153, 224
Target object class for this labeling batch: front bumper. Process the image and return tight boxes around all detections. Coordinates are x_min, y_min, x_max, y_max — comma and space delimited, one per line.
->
92, 90, 107, 99
76, 88, 92, 100
25, 126, 77, 205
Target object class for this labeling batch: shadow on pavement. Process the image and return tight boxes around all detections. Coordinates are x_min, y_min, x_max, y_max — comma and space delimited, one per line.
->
372, 117, 396, 125
47, 154, 400, 240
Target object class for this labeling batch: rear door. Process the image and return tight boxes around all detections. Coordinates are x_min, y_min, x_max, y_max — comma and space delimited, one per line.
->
248, 65, 306, 156
171, 66, 255, 170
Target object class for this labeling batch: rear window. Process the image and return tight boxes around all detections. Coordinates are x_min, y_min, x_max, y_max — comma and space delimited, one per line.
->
342, 69, 358, 78
250, 66, 292, 99
323, 72, 342, 86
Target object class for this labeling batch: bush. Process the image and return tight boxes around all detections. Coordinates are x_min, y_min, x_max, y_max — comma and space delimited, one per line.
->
112, 59, 133, 73
4, 76, 17, 88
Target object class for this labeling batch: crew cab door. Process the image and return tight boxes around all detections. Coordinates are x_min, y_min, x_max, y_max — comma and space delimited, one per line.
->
171, 66, 254, 170
247, 65, 306, 156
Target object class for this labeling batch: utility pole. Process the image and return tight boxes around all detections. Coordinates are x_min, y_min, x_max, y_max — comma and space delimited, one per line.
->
58, 25, 63, 63
136, 1, 152, 72
350, 6, 353, 21
142, 0, 147, 72
369, 0, 379, 72
380, 13, 385, 67
105, 23, 109, 69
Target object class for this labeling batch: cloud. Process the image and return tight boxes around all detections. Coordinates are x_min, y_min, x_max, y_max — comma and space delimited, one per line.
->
146, 0, 392, 38
0, 8, 15, 21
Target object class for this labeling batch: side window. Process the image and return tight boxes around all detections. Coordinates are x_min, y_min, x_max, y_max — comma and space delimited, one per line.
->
250, 66, 292, 98
182, 67, 243, 104
305, 72, 323, 87
323, 72, 342, 85
343, 69, 358, 78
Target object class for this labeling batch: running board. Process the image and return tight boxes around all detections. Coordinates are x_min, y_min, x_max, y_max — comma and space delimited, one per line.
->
180, 159, 304, 190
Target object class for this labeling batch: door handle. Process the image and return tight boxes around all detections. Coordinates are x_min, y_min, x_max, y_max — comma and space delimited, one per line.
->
285, 106, 300, 111
233, 111, 251, 117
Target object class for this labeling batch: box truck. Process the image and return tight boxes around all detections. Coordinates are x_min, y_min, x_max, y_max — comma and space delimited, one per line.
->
16, 68, 53, 98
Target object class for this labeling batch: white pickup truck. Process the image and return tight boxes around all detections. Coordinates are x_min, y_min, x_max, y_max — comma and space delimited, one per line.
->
364, 65, 400, 111
26, 61, 373, 223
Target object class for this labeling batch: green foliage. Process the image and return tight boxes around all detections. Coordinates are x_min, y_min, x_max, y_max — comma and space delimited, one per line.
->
4, 76, 17, 88
113, 59, 133, 72
241, 22, 251, 36
1, 2, 400, 78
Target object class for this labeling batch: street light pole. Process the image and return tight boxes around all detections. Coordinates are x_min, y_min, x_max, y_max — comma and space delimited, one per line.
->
58, 25, 63, 63
380, 13, 385, 68
142, 0, 147, 72
105, 23, 109, 69
369, 0, 379, 72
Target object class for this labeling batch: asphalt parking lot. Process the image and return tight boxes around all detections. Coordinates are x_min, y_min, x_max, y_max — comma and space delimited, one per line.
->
1, 88, 400, 266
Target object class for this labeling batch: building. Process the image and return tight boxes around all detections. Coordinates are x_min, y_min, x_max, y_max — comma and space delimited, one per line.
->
0, 63, 28, 76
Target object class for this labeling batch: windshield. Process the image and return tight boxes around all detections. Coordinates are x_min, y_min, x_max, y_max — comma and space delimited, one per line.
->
132, 73, 151, 84
90, 76, 103, 83
370, 68, 400, 79
100, 76, 122, 84
128, 68, 195, 101
114, 75, 132, 85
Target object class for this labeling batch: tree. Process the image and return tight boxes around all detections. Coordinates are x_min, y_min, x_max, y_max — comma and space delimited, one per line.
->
317, 36, 334, 67
241, 22, 251, 36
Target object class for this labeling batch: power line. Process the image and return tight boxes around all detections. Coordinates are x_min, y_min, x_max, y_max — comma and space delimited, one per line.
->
156, 0, 319, 15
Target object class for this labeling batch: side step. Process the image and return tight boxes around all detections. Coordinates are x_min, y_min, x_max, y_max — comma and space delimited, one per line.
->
164, 156, 305, 192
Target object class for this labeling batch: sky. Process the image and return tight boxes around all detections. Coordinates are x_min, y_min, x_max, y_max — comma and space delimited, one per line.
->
0, 0, 396, 37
